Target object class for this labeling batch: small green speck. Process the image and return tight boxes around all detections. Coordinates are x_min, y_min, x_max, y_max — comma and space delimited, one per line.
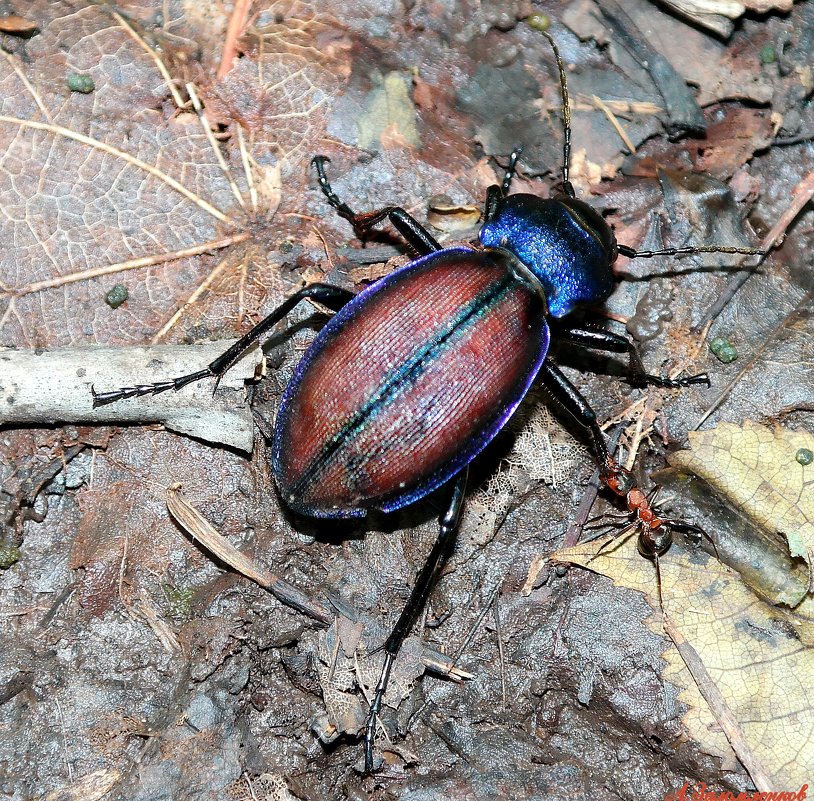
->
0, 545, 21, 569
796, 448, 813, 466
67, 73, 95, 93
759, 44, 777, 65
709, 336, 738, 364
527, 14, 550, 32
164, 585, 195, 619
105, 284, 128, 309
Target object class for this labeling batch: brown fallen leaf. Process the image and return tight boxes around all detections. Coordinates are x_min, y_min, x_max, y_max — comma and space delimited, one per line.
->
0, 15, 38, 35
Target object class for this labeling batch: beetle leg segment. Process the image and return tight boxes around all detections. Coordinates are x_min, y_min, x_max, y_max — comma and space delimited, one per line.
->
312, 156, 441, 254
91, 284, 355, 407
537, 361, 615, 473
553, 325, 711, 389
363, 466, 469, 773
537, 360, 646, 501
483, 148, 524, 223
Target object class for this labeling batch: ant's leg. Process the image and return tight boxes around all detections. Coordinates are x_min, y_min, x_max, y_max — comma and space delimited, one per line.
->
92, 284, 354, 406
364, 466, 468, 772
312, 157, 441, 255
553, 325, 710, 389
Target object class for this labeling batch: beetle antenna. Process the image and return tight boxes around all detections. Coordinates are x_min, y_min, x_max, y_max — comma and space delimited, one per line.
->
618, 243, 765, 262
539, 29, 574, 198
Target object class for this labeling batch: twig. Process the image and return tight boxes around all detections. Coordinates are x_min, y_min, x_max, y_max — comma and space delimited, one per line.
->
493, 596, 507, 708
151, 256, 232, 344
187, 83, 246, 209
167, 485, 333, 623
110, 10, 186, 109
2, 51, 51, 122
5, 233, 250, 298
693, 166, 814, 331
0, 342, 261, 452
0, 116, 233, 223
218, 0, 253, 79
661, 612, 772, 792
166, 487, 472, 680
592, 94, 636, 153
561, 426, 624, 549
236, 126, 258, 212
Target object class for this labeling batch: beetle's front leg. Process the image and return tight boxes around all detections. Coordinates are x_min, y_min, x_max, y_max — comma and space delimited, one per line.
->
91, 284, 355, 406
312, 156, 441, 255
364, 467, 468, 773
552, 324, 710, 389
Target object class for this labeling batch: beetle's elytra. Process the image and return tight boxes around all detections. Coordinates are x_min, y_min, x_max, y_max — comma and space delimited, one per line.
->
273, 247, 549, 517
92, 29, 762, 772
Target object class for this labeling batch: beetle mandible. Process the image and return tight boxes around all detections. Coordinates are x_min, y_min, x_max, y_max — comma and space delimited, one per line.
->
93, 30, 762, 771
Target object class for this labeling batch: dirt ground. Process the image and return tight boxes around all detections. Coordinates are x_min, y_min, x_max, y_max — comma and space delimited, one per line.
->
1, 1, 813, 799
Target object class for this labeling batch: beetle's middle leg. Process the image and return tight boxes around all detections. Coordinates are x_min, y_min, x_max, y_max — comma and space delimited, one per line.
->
92, 284, 354, 406
537, 361, 635, 496
363, 466, 469, 772
552, 324, 710, 389
312, 156, 441, 255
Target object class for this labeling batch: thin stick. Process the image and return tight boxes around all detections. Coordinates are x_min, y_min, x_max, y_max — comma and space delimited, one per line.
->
693, 166, 814, 330
0, 116, 232, 223
167, 485, 333, 623
2, 52, 51, 122
165, 487, 472, 680
7, 233, 249, 297
218, 0, 253, 79
150, 256, 232, 344
592, 94, 636, 153
236, 125, 258, 212
661, 611, 772, 792
110, 10, 186, 109
187, 82, 246, 209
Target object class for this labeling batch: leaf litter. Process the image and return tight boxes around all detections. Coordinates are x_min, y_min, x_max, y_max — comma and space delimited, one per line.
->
1, 1, 813, 799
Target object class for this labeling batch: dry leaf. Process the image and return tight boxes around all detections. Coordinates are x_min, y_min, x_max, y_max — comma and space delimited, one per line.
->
555, 534, 814, 788
671, 422, 814, 583
0, 15, 38, 34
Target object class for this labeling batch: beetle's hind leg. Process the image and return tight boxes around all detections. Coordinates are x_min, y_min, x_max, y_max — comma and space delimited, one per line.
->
312, 156, 441, 255
363, 467, 468, 773
552, 324, 711, 389
91, 284, 355, 407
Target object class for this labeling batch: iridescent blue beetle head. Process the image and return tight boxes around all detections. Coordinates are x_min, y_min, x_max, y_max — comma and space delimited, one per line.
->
479, 192, 618, 318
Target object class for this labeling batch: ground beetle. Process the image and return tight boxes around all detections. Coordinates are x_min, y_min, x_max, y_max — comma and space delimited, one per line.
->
93, 31, 762, 772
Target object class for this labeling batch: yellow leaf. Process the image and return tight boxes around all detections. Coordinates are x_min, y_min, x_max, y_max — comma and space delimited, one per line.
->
555, 534, 814, 788
671, 422, 814, 570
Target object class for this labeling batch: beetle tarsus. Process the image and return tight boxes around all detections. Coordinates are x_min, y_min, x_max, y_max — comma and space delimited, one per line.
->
91, 369, 214, 407
364, 651, 395, 773
630, 371, 711, 389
